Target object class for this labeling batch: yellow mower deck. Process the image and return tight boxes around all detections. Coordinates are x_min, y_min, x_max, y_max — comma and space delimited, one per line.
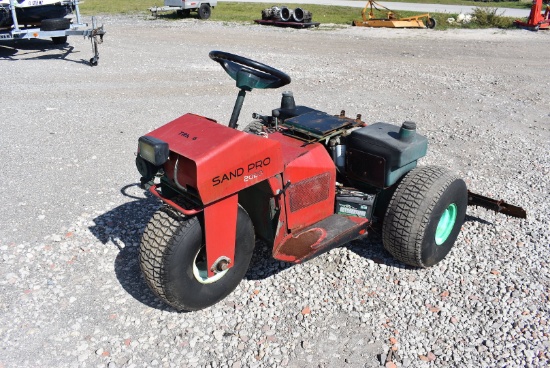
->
353, 1, 435, 29
352, 18, 427, 28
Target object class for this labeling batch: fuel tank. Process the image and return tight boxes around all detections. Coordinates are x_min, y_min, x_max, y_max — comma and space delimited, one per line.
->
346, 121, 428, 188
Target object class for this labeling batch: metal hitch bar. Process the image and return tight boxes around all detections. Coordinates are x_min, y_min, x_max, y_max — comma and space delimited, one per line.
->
467, 190, 527, 219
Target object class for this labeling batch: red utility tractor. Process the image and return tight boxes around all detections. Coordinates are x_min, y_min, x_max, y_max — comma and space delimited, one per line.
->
135, 51, 526, 311
514, 0, 550, 31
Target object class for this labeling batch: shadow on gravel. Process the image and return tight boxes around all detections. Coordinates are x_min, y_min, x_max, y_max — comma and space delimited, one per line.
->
151, 12, 201, 20
90, 185, 491, 310
0, 39, 90, 65
89, 183, 176, 311
87, 183, 394, 310
464, 214, 493, 226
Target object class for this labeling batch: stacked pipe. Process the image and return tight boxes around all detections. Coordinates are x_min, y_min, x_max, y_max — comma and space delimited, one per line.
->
261, 6, 312, 23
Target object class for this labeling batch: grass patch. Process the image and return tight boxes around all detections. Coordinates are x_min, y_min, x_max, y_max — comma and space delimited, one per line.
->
79, 0, 155, 14
211, 3, 359, 23
79, 1, 519, 29
468, 6, 515, 27
352, 0, 531, 10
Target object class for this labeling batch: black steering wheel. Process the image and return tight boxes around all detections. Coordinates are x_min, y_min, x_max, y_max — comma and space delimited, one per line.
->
209, 51, 291, 91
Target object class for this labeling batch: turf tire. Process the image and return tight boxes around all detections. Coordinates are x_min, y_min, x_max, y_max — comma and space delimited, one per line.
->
139, 204, 255, 311
382, 166, 467, 268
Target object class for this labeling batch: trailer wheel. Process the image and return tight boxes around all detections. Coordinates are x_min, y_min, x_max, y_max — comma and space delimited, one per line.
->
198, 4, 211, 20
139, 205, 255, 311
40, 18, 71, 31
52, 36, 67, 44
382, 166, 467, 268
426, 17, 437, 29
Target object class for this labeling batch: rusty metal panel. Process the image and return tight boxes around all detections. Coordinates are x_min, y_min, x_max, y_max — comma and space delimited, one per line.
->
467, 191, 527, 219
273, 214, 369, 263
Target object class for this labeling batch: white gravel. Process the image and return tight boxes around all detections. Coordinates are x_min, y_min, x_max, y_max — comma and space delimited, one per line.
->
1, 15, 549, 368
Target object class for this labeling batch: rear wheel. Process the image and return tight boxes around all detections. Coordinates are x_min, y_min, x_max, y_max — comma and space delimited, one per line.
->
382, 166, 467, 268
139, 204, 255, 311
198, 4, 211, 20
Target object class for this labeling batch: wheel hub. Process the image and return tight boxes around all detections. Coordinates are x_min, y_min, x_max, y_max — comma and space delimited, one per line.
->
192, 247, 228, 284
435, 203, 457, 245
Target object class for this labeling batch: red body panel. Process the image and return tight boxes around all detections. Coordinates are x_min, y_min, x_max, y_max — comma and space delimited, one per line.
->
145, 115, 342, 271
147, 114, 284, 205
268, 133, 336, 231
204, 195, 238, 277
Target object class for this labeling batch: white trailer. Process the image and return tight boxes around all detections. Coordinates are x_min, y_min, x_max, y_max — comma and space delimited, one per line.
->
0, 0, 105, 66
150, 0, 217, 20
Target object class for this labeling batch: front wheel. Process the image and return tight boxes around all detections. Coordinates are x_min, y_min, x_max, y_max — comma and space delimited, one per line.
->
139, 204, 255, 311
382, 166, 467, 268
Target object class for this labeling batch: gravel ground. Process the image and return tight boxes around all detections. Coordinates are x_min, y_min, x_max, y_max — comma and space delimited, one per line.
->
1, 15, 549, 368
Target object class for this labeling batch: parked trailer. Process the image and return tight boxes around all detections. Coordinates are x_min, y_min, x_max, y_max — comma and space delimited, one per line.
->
150, 0, 217, 20
0, 0, 105, 66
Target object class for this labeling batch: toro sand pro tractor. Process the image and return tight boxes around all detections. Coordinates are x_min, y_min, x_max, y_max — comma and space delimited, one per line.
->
135, 51, 526, 311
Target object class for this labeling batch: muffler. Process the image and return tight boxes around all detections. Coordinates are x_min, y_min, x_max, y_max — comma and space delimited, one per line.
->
291, 8, 312, 22
262, 6, 312, 23
279, 6, 292, 22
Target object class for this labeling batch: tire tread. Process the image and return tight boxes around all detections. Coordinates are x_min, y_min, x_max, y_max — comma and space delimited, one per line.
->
139, 205, 194, 306
382, 166, 462, 268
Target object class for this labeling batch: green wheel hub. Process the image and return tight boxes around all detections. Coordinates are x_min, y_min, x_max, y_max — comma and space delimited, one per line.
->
435, 203, 458, 245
